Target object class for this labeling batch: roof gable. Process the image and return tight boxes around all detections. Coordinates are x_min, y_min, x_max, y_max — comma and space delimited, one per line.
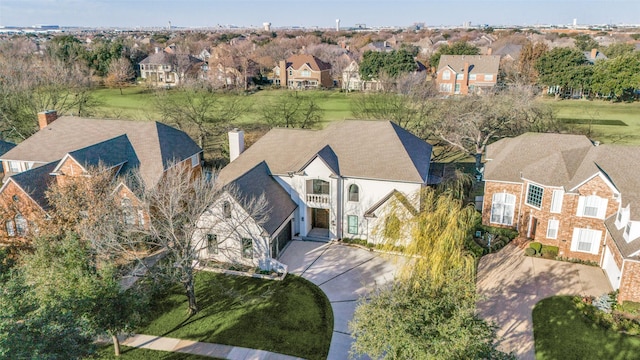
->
7, 161, 58, 211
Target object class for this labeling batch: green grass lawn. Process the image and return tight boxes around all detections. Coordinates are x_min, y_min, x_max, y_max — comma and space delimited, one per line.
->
92, 346, 217, 360
546, 99, 640, 145
533, 296, 640, 360
132, 271, 332, 360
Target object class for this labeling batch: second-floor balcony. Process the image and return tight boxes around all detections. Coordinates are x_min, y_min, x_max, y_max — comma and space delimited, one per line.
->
306, 193, 330, 208
306, 179, 330, 208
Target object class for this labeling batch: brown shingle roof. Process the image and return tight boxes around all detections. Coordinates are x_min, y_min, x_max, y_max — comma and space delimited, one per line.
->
1, 117, 201, 187
218, 120, 432, 185
437, 55, 500, 76
285, 54, 331, 71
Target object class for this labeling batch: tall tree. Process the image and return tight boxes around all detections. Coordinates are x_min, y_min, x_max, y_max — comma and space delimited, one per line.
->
573, 34, 599, 52
105, 57, 135, 95
602, 43, 636, 59
591, 53, 640, 101
359, 49, 418, 80
535, 47, 592, 94
515, 40, 549, 84
429, 41, 480, 69
261, 92, 324, 128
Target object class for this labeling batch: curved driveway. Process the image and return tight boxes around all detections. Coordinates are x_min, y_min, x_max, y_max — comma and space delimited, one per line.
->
279, 240, 403, 360
476, 243, 612, 360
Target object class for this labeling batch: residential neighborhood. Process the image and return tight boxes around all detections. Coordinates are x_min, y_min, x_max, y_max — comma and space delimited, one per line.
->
3, 4, 640, 359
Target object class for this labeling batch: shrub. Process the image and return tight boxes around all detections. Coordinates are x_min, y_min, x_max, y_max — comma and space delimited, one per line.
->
540, 245, 559, 259
530, 242, 542, 254
524, 248, 537, 257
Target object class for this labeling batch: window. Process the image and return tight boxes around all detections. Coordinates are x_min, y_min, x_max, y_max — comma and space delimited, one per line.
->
456, 73, 464, 80
121, 198, 135, 225
191, 154, 199, 168
5, 220, 15, 237
288, 69, 292, 76
577, 195, 607, 219
207, 234, 218, 254
439, 83, 452, 92
526, 184, 544, 208
550, 190, 564, 213
15, 214, 27, 236
141, 65, 145, 70
571, 228, 602, 254
617, 210, 623, 223
485, 74, 494, 81
626, 222, 632, 237
312, 179, 330, 194
275, 68, 280, 76
223, 201, 231, 218
241, 238, 253, 258
8, 161, 20, 173
348, 184, 359, 202
547, 219, 559, 239
490, 193, 516, 226
454, 83, 461, 93
469, 74, 477, 80
301, 70, 311, 77
137, 210, 145, 227
442, 70, 451, 80
347, 215, 358, 235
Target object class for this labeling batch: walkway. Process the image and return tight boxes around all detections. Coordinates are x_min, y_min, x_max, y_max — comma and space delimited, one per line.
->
476, 243, 612, 360
278, 240, 403, 360
121, 334, 303, 359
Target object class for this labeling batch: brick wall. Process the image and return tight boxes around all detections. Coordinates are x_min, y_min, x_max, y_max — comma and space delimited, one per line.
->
482, 181, 523, 228
0, 181, 44, 242
619, 260, 640, 303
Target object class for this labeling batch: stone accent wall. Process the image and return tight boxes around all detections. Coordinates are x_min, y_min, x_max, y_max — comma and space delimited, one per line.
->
619, 260, 640, 303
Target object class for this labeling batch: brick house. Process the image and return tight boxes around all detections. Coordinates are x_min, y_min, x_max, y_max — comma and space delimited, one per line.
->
0, 111, 202, 241
139, 49, 204, 87
482, 132, 640, 302
436, 55, 500, 95
272, 54, 333, 89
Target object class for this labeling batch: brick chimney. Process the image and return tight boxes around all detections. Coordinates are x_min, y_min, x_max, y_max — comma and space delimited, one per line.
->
461, 62, 470, 95
228, 129, 245, 162
487, 47, 493, 55
279, 60, 287, 87
591, 48, 598, 59
37, 110, 58, 130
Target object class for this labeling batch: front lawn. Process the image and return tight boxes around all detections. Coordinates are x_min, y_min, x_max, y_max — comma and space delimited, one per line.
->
533, 296, 640, 360
93, 346, 217, 360
136, 272, 333, 360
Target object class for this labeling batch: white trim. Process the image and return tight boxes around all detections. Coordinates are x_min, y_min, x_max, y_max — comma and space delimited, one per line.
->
568, 171, 620, 195
546, 219, 559, 239
550, 189, 564, 213
570, 228, 602, 255
525, 182, 544, 209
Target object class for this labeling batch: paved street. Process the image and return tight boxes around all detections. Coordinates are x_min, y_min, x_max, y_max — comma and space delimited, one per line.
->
476, 243, 612, 360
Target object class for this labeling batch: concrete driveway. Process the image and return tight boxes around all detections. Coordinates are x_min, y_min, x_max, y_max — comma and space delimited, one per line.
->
279, 240, 403, 360
477, 243, 613, 360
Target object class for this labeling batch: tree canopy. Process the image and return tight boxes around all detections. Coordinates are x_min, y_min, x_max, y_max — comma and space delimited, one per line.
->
429, 41, 479, 69
591, 52, 640, 100
359, 49, 417, 80
535, 47, 592, 90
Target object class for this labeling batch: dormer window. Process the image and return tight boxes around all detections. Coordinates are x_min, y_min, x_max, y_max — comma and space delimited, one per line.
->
442, 70, 451, 80
626, 222, 632, 237
223, 201, 231, 218
348, 184, 359, 202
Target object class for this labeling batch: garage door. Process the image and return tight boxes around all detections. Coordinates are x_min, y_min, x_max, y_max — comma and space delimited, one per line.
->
602, 246, 622, 290
271, 220, 292, 259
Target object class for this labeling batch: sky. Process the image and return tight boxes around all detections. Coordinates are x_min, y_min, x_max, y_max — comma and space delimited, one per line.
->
0, 0, 639, 29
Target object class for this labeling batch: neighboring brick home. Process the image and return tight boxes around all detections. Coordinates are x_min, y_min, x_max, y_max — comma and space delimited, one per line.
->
0, 140, 16, 178
436, 55, 500, 95
482, 132, 640, 302
139, 49, 204, 87
272, 54, 332, 89
0, 111, 202, 241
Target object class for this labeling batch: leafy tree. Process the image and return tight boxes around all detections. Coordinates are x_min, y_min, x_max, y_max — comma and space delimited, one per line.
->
47, 35, 88, 66
261, 92, 323, 128
429, 41, 479, 69
535, 47, 592, 92
85, 39, 125, 77
591, 53, 640, 100
602, 43, 636, 59
573, 34, 599, 52
359, 49, 417, 80
516, 41, 549, 84
631, 34, 640, 41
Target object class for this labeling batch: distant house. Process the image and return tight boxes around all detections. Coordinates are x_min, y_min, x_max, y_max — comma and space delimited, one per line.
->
139, 49, 204, 87
193, 121, 436, 269
0, 111, 202, 241
584, 48, 607, 64
341, 61, 384, 91
482, 132, 640, 303
360, 41, 394, 53
0, 140, 16, 179
207, 60, 259, 89
436, 55, 501, 95
492, 44, 523, 62
272, 54, 333, 89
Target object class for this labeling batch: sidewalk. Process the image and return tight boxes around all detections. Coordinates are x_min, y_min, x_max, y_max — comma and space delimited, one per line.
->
121, 334, 305, 360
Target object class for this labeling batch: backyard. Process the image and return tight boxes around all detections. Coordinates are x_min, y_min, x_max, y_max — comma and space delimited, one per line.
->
93, 271, 333, 360
533, 296, 640, 360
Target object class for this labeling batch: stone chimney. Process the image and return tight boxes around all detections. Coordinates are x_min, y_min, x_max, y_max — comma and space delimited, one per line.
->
279, 60, 287, 87
591, 48, 598, 59
37, 110, 58, 130
228, 129, 245, 162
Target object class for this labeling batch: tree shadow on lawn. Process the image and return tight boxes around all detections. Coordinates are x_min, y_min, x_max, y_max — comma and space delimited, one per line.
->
140, 272, 332, 360
533, 296, 640, 360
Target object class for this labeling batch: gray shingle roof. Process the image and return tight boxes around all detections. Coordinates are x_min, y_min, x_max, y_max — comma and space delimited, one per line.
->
437, 55, 501, 76
485, 133, 640, 218
228, 161, 297, 236
67, 134, 137, 170
605, 216, 640, 260
0, 140, 16, 156
10, 162, 57, 210
1, 117, 201, 187
218, 120, 432, 185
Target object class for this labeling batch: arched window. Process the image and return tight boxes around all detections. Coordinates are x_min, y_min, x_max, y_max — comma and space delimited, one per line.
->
5, 220, 15, 237
14, 213, 28, 236
121, 197, 135, 225
223, 201, 231, 218
348, 184, 359, 202
490, 193, 516, 226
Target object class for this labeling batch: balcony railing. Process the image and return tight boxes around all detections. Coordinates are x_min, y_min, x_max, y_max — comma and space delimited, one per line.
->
306, 193, 330, 208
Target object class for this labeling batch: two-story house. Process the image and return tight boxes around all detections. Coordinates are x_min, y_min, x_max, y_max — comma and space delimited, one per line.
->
139, 49, 204, 87
193, 121, 435, 269
273, 54, 333, 89
436, 55, 500, 95
482, 132, 640, 302
0, 111, 202, 240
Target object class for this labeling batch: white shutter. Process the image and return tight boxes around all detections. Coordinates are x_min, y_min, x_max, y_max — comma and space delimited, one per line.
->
547, 220, 559, 239
590, 230, 603, 254
576, 196, 585, 216
551, 190, 564, 213
571, 228, 580, 251
597, 199, 609, 219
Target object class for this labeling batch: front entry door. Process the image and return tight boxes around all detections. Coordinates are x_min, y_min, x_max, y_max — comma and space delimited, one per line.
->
312, 208, 329, 229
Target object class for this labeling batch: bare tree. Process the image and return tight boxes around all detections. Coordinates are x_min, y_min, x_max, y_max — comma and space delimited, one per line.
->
105, 57, 135, 95
261, 92, 323, 128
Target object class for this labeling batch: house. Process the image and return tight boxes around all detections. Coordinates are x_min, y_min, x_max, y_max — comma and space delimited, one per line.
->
0, 111, 202, 240
482, 132, 640, 303
436, 55, 500, 95
491, 44, 523, 62
272, 54, 332, 89
139, 49, 204, 87
194, 121, 436, 269
584, 48, 607, 64
0, 140, 16, 178
341, 61, 384, 91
